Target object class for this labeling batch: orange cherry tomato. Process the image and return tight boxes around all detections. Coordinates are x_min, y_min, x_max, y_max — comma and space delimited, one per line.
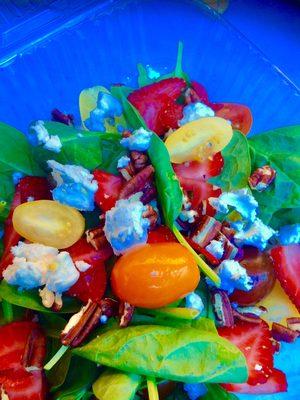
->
211, 102, 253, 135
111, 243, 200, 309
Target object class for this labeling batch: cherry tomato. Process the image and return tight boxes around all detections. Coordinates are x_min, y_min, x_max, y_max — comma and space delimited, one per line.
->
111, 243, 200, 308
147, 226, 177, 243
173, 153, 223, 209
230, 246, 276, 306
93, 170, 124, 212
210, 103, 253, 135
165, 117, 232, 164
12, 200, 85, 249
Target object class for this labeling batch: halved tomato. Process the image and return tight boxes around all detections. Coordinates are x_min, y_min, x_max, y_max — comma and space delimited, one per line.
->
210, 102, 253, 135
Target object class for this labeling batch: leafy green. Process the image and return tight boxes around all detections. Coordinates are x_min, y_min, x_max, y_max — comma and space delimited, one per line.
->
74, 325, 247, 384
39, 313, 67, 338
203, 384, 238, 400
110, 86, 147, 130
96, 133, 127, 174
0, 281, 80, 314
196, 280, 216, 321
248, 126, 300, 223
54, 356, 99, 400
29, 121, 107, 171
46, 339, 72, 393
209, 130, 251, 191
148, 134, 182, 227
93, 369, 142, 400
270, 207, 300, 229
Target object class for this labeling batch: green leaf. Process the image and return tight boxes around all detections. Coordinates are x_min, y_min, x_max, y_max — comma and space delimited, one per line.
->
203, 384, 238, 400
148, 134, 182, 227
0, 281, 80, 314
46, 340, 72, 393
269, 207, 300, 230
248, 126, 300, 224
96, 134, 127, 174
137, 63, 153, 87
174, 41, 189, 81
74, 325, 247, 384
54, 356, 99, 400
39, 313, 67, 338
28, 121, 107, 171
110, 86, 147, 130
209, 130, 251, 191
93, 368, 142, 400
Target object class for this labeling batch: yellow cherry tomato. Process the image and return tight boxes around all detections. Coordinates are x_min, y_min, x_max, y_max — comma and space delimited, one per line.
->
165, 116, 233, 163
12, 200, 85, 249
111, 243, 200, 309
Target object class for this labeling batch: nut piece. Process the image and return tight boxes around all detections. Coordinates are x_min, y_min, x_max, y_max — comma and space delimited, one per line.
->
118, 161, 136, 181
142, 205, 158, 230
210, 289, 234, 327
248, 165, 276, 192
130, 151, 149, 171
119, 302, 135, 328
61, 300, 102, 347
119, 165, 154, 199
86, 227, 107, 250
140, 181, 157, 204
190, 215, 222, 248
22, 325, 46, 370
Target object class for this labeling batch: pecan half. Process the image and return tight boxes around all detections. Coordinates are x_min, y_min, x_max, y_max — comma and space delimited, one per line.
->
61, 300, 102, 347
119, 302, 135, 328
86, 227, 107, 250
99, 297, 119, 318
210, 289, 234, 327
119, 165, 154, 199
248, 165, 276, 192
51, 108, 74, 126
22, 325, 46, 370
140, 181, 157, 204
142, 205, 158, 230
130, 151, 149, 171
190, 215, 222, 247
118, 161, 136, 181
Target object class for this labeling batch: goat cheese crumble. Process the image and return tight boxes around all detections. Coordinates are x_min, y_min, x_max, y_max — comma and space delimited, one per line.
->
185, 292, 204, 313
28, 120, 62, 153
120, 128, 153, 151
278, 224, 300, 245
48, 160, 98, 211
117, 155, 131, 169
234, 218, 276, 251
179, 101, 215, 126
85, 92, 122, 131
205, 240, 224, 259
104, 197, 150, 255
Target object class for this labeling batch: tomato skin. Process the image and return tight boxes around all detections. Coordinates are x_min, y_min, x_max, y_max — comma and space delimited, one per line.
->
147, 226, 177, 243
210, 102, 253, 135
93, 170, 124, 212
111, 243, 200, 309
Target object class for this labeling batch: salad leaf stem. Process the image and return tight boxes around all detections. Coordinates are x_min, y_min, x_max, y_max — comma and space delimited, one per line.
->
147, 376, 159, 400
44, 345, 69, 371
172, 226, 220, 286
2, 300, 13, 323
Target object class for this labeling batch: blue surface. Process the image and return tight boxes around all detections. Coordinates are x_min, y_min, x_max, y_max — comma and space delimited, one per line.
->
0, 0, 299, 398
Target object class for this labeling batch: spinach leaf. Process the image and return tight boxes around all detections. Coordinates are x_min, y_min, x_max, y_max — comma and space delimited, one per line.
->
93, 368, 142, 400
54, 356, 99, 400
203, 384, 238, 400
38, 313, 67, 338
74, 325, 247, 384
270, 207, 300, 229
97, 134, 127, 174
137, 63, 153, 87
148, 134, 182, 227
46, 339, 72, 393
248, 126, 300, 223
0, 281, 80, 314
28, 121, 107, 171
110, 86, 147, 130
209, 130, 251, 191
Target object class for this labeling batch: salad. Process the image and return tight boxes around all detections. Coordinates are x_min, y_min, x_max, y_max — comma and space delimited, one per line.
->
0, 43, 299, 400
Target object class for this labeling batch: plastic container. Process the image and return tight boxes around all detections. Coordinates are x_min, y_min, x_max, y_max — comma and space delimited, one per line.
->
0, 1, 299, 399
0, 0, 299, 135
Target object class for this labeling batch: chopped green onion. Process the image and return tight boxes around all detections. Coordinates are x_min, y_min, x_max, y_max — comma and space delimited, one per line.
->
44, 345, 69, 371
2, 300, 13, 323
172, 226, 221, 286
147, 376, 159, 400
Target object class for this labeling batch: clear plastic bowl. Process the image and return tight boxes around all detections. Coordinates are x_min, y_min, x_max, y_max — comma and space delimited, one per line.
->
0, 1, 299, 398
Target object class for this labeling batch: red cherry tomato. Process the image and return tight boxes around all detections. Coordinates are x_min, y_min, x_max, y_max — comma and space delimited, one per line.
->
230, 247, 276, 306
210, 102, 253, 135
93, 170, 124, 212
67, 238, 110, 304
173, 152, 223, 209
147, 226, 177, 243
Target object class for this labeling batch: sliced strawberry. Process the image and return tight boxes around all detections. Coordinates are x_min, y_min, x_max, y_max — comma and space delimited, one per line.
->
128, 78, 186, 135
270, 244, 300, 313
1, 177, 51, 276
93, 170, 124, 212
222, 368, 287, 394
0, 321, 47, 400
218, 320, 275, 385
67, 238, 111, 303
173, 153, 223, 209
147, 226, 177, 243
1, 370, 47, 400
158, 98, 183, 131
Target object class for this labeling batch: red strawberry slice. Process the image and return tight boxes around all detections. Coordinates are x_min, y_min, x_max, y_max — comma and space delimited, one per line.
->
0, 177, 51, 276
147, 226, 177, 243
270, 244, 300, 313
222, 368, 287, 394
94, 170, 124, 212
128, 78, 186, 135
0, 321, 47, 400
190, 81, 210, 105
67, 238, 111, 304
218, 320, 275, 385
157, 97, 183, 131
